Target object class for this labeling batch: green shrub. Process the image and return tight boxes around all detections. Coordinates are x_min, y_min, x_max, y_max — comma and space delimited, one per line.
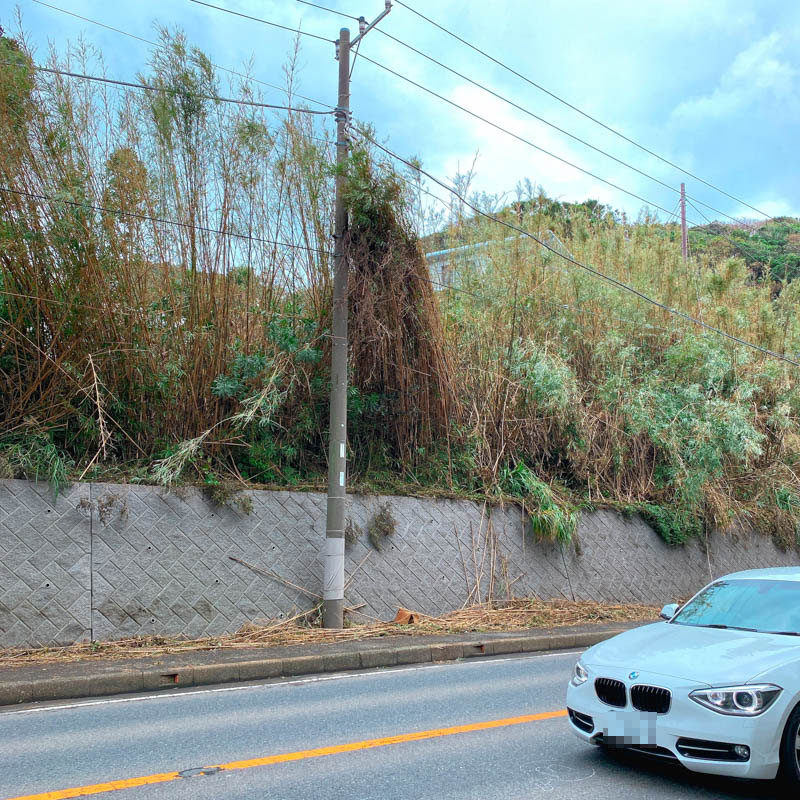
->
499, 461, 577, 544
0, 432, 73, 498
639, 504, 703, 546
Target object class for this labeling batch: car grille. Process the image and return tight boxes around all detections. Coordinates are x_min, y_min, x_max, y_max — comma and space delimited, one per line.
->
567, 708, 594, 733
595, 677, 626, 707
631, 684, 671, 714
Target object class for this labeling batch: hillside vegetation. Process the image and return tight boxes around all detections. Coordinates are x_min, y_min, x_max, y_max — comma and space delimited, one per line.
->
1, 31, 799, 547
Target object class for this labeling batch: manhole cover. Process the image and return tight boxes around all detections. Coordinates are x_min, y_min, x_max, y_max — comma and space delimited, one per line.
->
178, 767, 222, 778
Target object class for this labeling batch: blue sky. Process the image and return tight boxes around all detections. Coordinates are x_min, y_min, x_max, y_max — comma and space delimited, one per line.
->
9, 0, 800, 223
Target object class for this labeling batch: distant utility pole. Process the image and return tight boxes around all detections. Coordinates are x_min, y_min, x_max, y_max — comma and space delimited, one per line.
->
680, 182, 688, 263
323, 3, 392, 630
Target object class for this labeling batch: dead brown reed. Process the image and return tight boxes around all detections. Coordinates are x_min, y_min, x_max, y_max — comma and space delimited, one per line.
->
0, 599, 658, 667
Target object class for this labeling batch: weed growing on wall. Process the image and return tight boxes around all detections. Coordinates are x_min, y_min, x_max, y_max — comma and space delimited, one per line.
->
367, 502, 397, 551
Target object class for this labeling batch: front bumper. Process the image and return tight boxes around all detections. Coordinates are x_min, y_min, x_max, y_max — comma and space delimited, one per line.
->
566, 670, 785, 780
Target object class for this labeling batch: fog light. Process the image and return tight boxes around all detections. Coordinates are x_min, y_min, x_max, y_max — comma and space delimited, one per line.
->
734, 745, 750, 760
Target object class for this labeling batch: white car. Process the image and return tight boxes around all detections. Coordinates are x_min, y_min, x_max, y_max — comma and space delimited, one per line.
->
566, 567, 800, 786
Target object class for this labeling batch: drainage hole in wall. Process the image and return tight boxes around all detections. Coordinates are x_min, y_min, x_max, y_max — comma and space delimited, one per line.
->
150, 618, 156, 624
44, 583, 50, 588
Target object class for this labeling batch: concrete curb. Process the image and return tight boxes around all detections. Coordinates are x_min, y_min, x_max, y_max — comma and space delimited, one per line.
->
0, 624, 642, 707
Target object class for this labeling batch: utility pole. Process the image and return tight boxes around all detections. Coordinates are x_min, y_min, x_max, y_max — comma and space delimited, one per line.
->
323, 4, 392, 629
680, 182, 688, 264
322, 26, 350, 630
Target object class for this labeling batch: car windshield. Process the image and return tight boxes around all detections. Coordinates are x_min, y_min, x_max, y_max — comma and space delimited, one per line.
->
672, 578, 800, 635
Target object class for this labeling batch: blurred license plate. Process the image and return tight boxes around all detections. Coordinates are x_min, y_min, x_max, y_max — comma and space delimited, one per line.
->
602, 710, 657, 747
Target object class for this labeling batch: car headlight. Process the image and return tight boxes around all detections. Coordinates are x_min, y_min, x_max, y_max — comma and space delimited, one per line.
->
571, 661, 588, 686
689, 684, 782, 716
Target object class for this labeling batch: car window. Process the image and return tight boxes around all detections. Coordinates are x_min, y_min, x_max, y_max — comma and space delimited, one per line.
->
673, 579, 800, 634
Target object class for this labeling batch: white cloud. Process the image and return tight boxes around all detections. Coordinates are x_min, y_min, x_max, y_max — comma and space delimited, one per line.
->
430, 84, 673, 213
672, 33, 797, 123
737, 197, 795, 218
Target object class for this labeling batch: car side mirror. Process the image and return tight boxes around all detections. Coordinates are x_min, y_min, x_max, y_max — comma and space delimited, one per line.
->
660, 603, 679, 621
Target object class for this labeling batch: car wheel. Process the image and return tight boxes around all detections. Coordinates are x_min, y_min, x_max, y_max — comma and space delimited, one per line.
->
780, 705, 800, 787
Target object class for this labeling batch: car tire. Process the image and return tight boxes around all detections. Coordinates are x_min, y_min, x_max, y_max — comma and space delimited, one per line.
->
779, 705, 800, 787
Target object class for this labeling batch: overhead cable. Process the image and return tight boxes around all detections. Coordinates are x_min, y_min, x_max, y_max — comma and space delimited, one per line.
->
369, 29, 761, 232
295, 0, 359, 20
685, 198, 769, 267
0, 288, 327, 324
30, 0, 331, 109
0, 186, 334, 256
188, 0, 333, 43
288, 0, 759, 230
1, 61, 334, 114
354, 131, 799, 368
394, 0, 774, 222
357, 53, 700, 225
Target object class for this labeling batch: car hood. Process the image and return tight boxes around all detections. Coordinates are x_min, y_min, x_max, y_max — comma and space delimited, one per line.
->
583, 622, 800, 684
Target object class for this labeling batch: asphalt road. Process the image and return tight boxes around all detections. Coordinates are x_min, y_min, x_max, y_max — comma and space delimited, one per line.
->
0, 649, 784, 800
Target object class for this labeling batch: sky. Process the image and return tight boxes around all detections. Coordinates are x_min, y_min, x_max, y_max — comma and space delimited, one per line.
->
8, 0, 800, 224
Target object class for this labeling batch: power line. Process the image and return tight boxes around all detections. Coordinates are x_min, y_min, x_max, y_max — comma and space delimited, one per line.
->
0, 288, 327, 325
295, 0, 769, 235
354, 130, 799, 368
34, 0, 771, 232
295, 0, 359, 20
188, 0, 333, 43
1, 60, 334, 114
211, 0, 748, 236
424, 272, 691, 340
0, 186, 334, 256
394, 0, 775, 223
360, 51, 768, 238
17, 1, 788, 359
292, 1, 759, 231
30, 0, 331, 110
380, 31, 766, 232
357, 52, 715, 227
685, 198, 769, 267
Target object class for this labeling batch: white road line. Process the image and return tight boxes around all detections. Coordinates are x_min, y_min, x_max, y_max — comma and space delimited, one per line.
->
1, 649, 581, 717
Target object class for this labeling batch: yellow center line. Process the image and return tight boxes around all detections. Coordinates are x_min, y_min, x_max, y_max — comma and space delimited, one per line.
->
7, 709, 567, 800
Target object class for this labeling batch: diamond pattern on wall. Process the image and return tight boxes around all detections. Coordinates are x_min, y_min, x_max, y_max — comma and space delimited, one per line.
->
0, 480, 91, 647
1, 478, 798, 647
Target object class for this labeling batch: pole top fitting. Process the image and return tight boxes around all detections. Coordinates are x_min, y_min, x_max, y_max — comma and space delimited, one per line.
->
334, 39, 340, 60
385, 0, 392, 9
333, 106, 352, 125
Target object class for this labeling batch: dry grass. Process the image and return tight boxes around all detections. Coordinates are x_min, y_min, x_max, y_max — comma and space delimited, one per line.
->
0, 599, 658, 667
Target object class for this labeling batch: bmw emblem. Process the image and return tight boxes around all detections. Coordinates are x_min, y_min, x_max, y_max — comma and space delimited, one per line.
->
628, 671, 640, 680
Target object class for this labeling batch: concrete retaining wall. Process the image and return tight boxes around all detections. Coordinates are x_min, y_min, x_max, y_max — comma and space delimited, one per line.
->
1, 478, 797, 647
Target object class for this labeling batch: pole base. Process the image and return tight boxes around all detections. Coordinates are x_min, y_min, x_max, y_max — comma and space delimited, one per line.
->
322, 598, 344, 629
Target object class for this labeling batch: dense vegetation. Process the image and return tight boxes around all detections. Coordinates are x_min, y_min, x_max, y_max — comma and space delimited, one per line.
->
1, 30, 798, 547
689, 218, 800, 284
